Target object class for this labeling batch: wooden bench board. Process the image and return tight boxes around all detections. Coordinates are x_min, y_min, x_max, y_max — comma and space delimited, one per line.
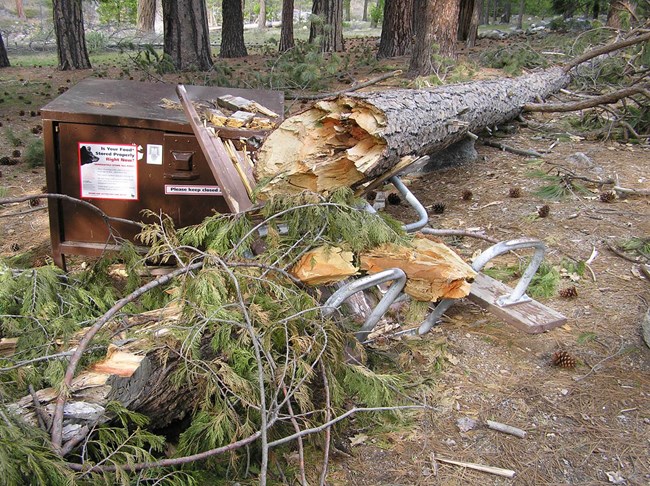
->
467, 273, 567, 334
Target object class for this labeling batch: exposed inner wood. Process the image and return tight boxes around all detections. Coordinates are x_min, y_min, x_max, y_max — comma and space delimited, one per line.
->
360, 234, 477, 302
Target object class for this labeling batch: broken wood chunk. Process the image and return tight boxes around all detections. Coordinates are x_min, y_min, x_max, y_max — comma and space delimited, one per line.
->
225, 111, 256, 128
217, 94, 279, 118
291, 246, 359, 285
205, 108, 228, 126
360, 234, 476, 302
0, 337, 18, 357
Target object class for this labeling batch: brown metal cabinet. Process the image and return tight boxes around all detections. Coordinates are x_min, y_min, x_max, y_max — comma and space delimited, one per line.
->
42, 79, 282, 269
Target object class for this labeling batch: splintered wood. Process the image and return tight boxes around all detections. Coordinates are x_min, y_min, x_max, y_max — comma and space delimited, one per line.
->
255, 98, 388, 195
360, 235, 476, 301
291, 246, 358, 285
291, 235, 476, 302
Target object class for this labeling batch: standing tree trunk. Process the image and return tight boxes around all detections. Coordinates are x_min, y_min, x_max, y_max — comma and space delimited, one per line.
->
517, 0, 524, 28
458, 0, 479, 42
501, 0, 511, 23
137, 0, 157, 32
52, 0, 91, 70
0, 32, 9, 68
279, 0, 295, 52
221, 0, 248, 57
377, 0, 413, 58
15, 0, 26, 19
409, 0, 459, 76
163, 0, 213, 70
309, 0, 324, 44
315, 0, 344, 52
258, 0, 267, 29
607, 0, 636, 29
363, 0, 369, 20
344, 0, 351, 21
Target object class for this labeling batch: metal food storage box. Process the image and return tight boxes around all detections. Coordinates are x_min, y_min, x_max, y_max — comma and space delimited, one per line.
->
42, 79, 282, 269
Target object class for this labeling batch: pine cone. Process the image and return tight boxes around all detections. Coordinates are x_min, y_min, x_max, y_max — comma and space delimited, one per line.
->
462, 189, 473, 201
552, 351, 577, 369
537, 204, 550, 218
559, 286, 578, 299
509, 187, 522, 198
599, 191, 616, 203
387, 193, 402, 205
432, 202, 446, 214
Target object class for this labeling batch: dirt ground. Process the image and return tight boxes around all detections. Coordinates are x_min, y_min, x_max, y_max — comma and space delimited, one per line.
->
0, 39, 649, 485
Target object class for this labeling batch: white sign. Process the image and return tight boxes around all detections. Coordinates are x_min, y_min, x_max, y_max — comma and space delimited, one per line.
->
79, 143, 138, 200
147, 144, 163, 165
165, 185, 222, 195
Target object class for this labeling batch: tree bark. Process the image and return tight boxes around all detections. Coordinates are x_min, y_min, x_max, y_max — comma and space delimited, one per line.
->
377, 0, 413, 58
220, 0, 248, 57
279, 0, 295, 52
321, 0, 345, 52
137, 0, 157, 33
10, 311, 200, 435
363, 0, 369, 20
256, 67, 571, 194
309, 0, 324, 44
409, 0, 459, 76
607, 0, 636, 29
15, 0, 25, 19
517, 0, 524, 29
52, 0, 91, 70
258, 0, 267, 29
0, 32, 9, 68
162, 0, 213, 70
458, 0, 480, 45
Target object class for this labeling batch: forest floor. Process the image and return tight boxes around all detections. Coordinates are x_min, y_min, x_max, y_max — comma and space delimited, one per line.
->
0, 33, 649, 485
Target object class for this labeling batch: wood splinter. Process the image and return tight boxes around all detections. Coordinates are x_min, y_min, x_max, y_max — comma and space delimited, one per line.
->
486, 419, 527, 438
433, 454, 516, 478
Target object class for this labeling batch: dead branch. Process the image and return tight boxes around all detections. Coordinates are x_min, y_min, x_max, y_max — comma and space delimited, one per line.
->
319, 362, 332, 486
563, 31, 650, 72
523, 84, 649, 113
286, 70, 403, 100
0, 193, 142, 228
482, 139, 543, 157
433, 455, 516, 478
486, 420, 527, 438
614, 185, 650, 196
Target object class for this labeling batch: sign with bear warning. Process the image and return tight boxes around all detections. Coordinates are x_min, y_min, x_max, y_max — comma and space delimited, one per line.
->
79, 142, 138, 200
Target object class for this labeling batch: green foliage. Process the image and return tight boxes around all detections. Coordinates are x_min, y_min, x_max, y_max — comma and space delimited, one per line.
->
0, 406, 74, 486
577, 331, 598, 344
86, 31, 109, 54
246, 41, 345, 91
369, 0, 385, 27
529, 169, 589, 200
97, 0, 137, 25
132, 45, 176, 75
619, 237, 650, 260
483, 259, 559, 299
4, 127, 23, 147
24, 139, 45, 168
480, 44, 547, 76
528, 261, 560, 299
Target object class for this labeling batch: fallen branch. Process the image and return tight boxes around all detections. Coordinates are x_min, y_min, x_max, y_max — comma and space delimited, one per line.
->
433, 455, 516, 478
614, 185, 650, 197
286, 70, 403, 100
563, 31, 650, 72
486, 419, 527, 438
523, 84, 649, 113
482, 139, 543, 158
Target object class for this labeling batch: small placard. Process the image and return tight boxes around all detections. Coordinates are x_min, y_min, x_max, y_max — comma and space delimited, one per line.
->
147, 144, 163, 165
165, 185, 222, 196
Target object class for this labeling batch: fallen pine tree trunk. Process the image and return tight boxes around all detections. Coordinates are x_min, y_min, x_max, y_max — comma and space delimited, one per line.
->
255, 32, 650, 196
255, 67, 571, 195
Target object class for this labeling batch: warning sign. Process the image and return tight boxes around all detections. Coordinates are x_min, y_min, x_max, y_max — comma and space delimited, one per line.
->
165, 185, 222, 195
79, 143, 138, 200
